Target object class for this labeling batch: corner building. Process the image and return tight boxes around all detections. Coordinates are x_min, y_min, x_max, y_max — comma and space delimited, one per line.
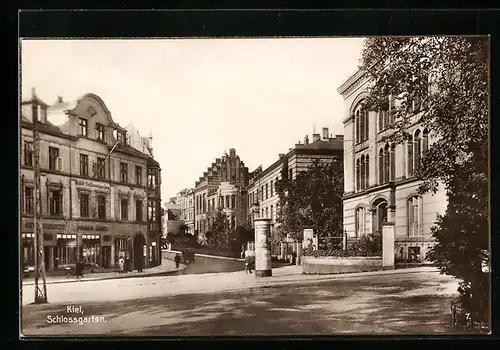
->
20, 93, 162, 272
337, 70, 447, 262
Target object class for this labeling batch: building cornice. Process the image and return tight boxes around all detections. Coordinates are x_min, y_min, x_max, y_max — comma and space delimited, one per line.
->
337, 69, 368, 100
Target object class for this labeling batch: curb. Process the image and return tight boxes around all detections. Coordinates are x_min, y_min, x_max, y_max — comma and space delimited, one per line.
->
21, 264, 188, 286
164, 249, 244, 262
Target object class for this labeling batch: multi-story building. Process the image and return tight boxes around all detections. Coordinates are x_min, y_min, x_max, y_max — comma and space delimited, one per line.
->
246, 127, 344, 240
193, 148, 249, 244
176, 188, 195, 235
337, 69, 447, 262
20, 92, 162, 272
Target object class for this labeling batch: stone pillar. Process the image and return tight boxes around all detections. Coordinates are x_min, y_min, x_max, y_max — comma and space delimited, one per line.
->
111, 243, 115, 267
382, 223, 395, 267
280, 242, 285, 260
254, 218, 272, 277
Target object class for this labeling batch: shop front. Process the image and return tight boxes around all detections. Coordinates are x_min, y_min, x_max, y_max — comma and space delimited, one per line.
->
21, 218, 64, 272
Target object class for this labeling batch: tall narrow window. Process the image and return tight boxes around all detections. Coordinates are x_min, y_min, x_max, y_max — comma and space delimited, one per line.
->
378, 148, 384, 184
97, 195, 106, 219
408, 196, 421, 237
365, 155, 370, 189
364, 109, 369, 141
80, 154, 89, 176
120, 162, 128, 182
265, 184, 269, 199
147, 168, 155, 188
270, 181, 274, 196
360, 155, 366, 190
378, 111, 385, 132
390, 144, 396, 181
360, 111, 365, 141
407, 137, 414, 177
79, 118, 88, 136
135, 166, 142, 185
414, 130, 422, 171
355, 111, 360, 142
356, 159, 361, 191
49, 147, 59, 171
49, 189, 62, 216
121, 198, 128, 220
203, 193, 206, 213
96, 157, 106, 179
231, 195, 236, 208
24, 187, 34, 214
24, 141, 33, 166
270, 205, 274, 221
80, 192, 89, 218
384, 144, 390, 183
289, 169, 293, 180
148, 199, 156, 222
96, 123, 105, 141
355, 207, 365, 238
422, 129, 429, 154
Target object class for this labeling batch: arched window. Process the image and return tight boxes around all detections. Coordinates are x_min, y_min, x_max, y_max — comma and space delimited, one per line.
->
355, 110, 360, 142
384, 144, 390, 184
360, 110, 365, 142
356, 159, 360, 191
422, 128, 429, 154
378, 148, 384, 184
407, 195, 422, 237
365, 155, 370, 189
390, 144, 396, 181
414, 130, 422, 171
363, 109, 369, 140
355, 207, 366, 238
360, 155, 365, 190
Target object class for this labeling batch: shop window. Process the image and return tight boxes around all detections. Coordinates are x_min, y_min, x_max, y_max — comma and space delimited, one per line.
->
56, 234, 77, 266
81, 234, 101, 267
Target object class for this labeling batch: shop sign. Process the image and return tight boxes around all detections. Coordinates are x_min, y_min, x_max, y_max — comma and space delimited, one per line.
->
75, 179, 111, 191
25, 222, 66, 230
77, 225, 108, 232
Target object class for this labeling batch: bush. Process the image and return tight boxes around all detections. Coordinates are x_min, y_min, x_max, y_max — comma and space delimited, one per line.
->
303, 233, 382, 258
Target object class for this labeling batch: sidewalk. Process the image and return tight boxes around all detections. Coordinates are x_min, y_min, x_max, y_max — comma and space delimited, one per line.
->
22, 257, 186, 286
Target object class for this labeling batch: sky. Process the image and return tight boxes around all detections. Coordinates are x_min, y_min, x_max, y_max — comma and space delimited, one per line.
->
21, 38, 365, 203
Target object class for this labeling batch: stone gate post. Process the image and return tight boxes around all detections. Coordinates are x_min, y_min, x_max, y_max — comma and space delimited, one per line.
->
382, 222, 395, 267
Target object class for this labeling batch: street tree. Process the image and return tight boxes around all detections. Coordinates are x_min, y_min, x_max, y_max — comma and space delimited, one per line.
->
359, 37, 489, 326
206, 208, 229, 249
275, 158, 344, 242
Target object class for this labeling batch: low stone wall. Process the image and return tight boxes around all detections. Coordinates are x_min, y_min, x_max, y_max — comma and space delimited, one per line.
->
302, 256, 393, 275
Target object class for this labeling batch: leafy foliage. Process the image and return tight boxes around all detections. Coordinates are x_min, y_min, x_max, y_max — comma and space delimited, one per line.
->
303, 233, 382, 258
205, 208, 230, 249
360, 37, 489, 327
275, 159, 344, 242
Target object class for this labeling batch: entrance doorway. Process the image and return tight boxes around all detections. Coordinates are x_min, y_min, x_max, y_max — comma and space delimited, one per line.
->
372, 198, 388, 235
133, 233, 146, 270
102, 246, 111, 268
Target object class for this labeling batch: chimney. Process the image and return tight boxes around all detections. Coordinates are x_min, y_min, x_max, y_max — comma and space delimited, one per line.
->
322, 127, 329, 140
304, 135, 309, 145
57, 96, 63, 103
312, 134, 321, 143
230, 148, 236, 157
279, 153, 285, 159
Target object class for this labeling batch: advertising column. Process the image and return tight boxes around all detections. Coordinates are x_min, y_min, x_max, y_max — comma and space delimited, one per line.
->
254, 218, 272, 277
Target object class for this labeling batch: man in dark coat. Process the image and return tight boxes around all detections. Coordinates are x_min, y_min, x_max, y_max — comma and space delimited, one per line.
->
174, 254, 181, 268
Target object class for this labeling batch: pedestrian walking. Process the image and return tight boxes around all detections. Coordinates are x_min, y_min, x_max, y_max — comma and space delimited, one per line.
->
245, 255, 253, 274
118, 257, 125, 273
174, 253, 181, 269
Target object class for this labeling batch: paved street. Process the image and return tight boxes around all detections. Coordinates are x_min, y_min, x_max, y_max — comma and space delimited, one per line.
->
21, 266, 462, 336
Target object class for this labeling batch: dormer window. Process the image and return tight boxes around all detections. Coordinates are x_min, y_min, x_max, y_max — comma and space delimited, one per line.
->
79, 118, 88, 137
